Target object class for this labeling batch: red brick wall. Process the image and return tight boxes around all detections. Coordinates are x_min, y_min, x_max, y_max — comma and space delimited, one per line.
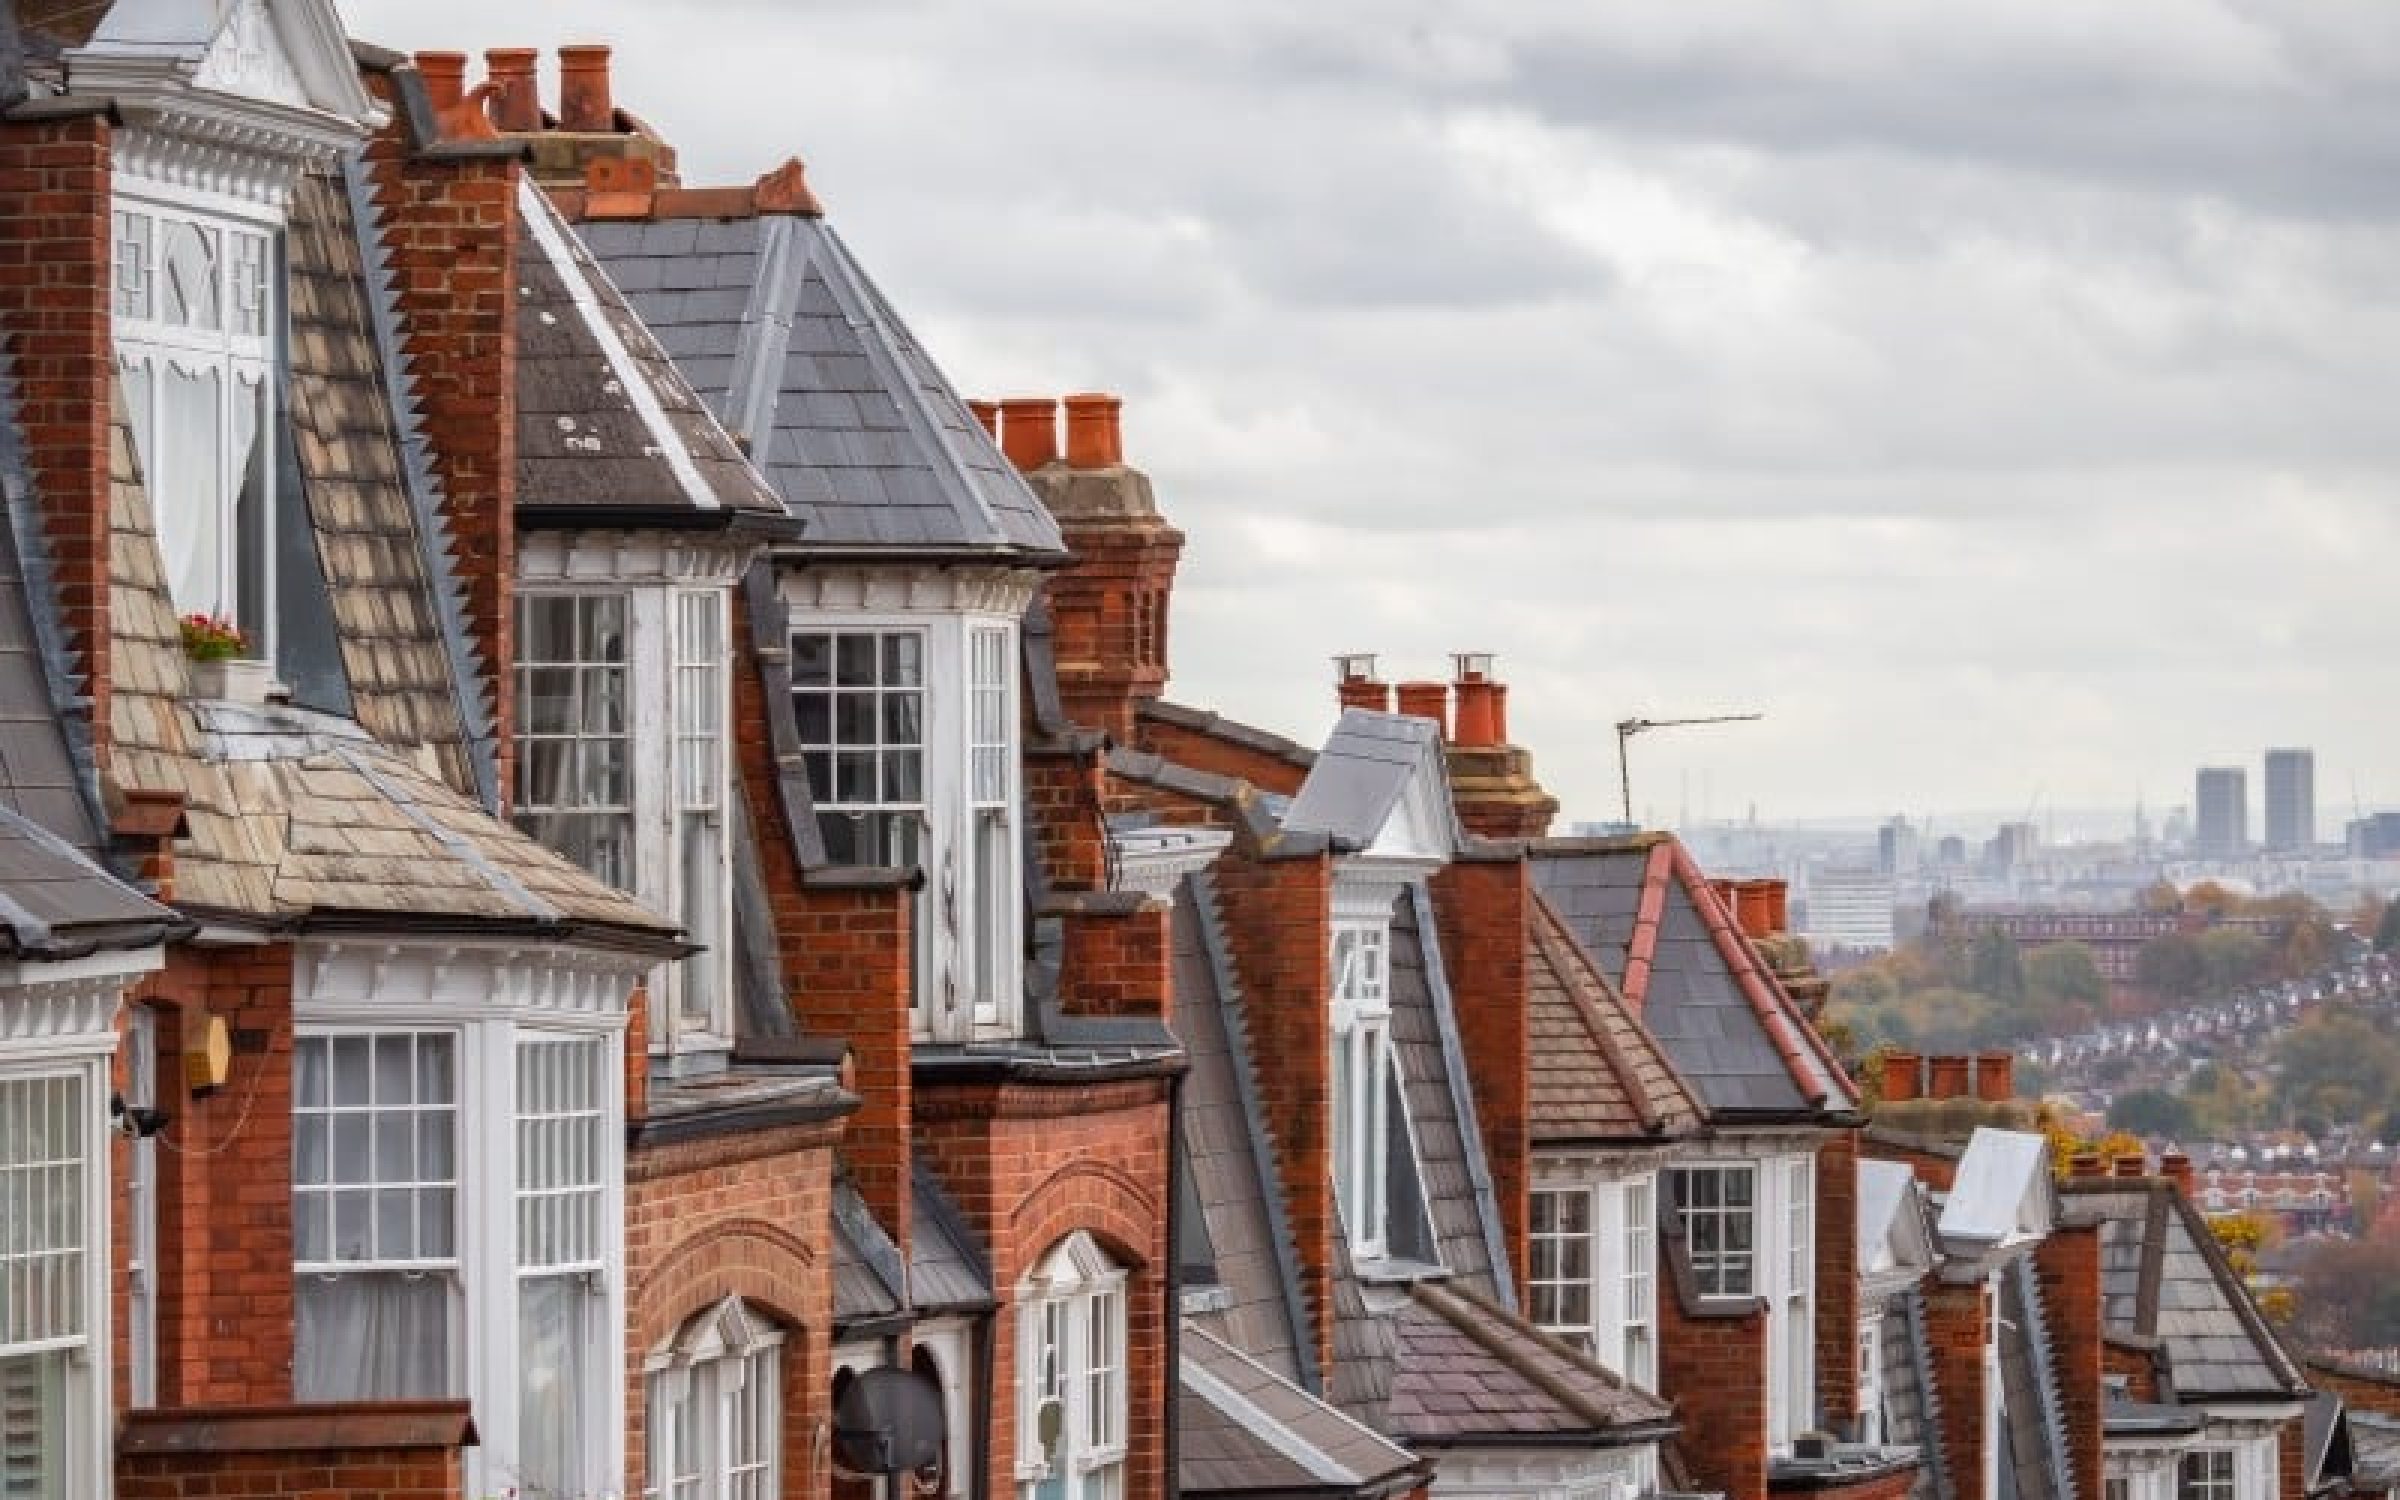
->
0, 112, 113, 761
1815, 1128, 1862, 1430
1925, 1280, 1991, 1500
1661, 1289, 1769, 1500
626, 1121, 841, 1500
1054, 895, 1171, 1019
916, 1079, 1173, 1500
2308, 1360, 2400, 1418
1027, 742, 1111, 892
361, 82, 520, 802
1862, 1136, 1959, 1192
1798, 1467, 1919, 1500
1134, 716, 1310, 797
1429, 859, 1530, 1290
1210, 846, 1336, 1379
1040, 511, 1183, 748
2035, 1223, 2104, 1500
118, 1403, 470, 1499
2102, 1340, 2158, 1401
2279, 1413, 2307, 1500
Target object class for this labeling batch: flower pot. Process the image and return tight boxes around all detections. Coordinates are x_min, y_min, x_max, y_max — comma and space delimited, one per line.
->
187, 657, 276, 704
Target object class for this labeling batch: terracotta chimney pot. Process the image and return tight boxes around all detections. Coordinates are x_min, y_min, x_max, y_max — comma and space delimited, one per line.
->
2114, 1153, 2148, 1179
1394, 681, 1449, 737
967, 400, 999, 440
1450, 653, 1502, 747
998, 398, 1059, 470
2070, 1152, 2107, 1179
415, 51, 467, 114
1735, 880, 1777, 940
558, 44, 614, 133
1974, 1051, 2015, 1101
1711, 878, 1738, 913
1334, 654, 1390, 714
2161, 1152, 2194, 1197
1062, 393, 1124, 469
484, 47, 541, 132
1763, 879, 1789, 934
1881, 1051, 1922, 1103
1926, 1055, 1970, 1101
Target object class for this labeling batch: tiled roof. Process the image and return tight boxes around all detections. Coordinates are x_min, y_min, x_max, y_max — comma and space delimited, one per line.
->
1389, 886, 1503, 1299
571, 210, 1065, 559
286, 165, 477, 794
910, 1163, 994, 1314
1328, 1241, 1398, 1431
1526, 891, 1704, 1145
832, 1179, 906, 1327
1182, 1322, 1424, 1498
1997, 1256, 2070, 1500
515, 183, 787, 527
1386, 1280, 1674, 1446
1532, 835, 1856, 1119
2068, 1178, 2309, 1401
0, 805, 182, 959
1879, 1288, 1947, 1500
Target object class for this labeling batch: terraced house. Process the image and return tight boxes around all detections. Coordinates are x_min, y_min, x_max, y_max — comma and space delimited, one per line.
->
0, 5, 2359, 1500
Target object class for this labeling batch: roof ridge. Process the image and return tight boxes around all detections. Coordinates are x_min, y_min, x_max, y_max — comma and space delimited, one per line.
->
1410, 1280, 1667, 1431
1620, 838, 1674, 1008
1531, 893, 1702, 1137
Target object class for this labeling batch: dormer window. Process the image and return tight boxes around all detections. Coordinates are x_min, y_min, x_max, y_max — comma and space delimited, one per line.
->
113, 196, 281, 658
1330, 918, 1394, 1258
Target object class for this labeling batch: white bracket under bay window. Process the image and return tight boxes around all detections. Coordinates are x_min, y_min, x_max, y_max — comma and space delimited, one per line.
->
1016, 1233, 1127, 1500
114, 192, 281, 662
788, 608, 1024, 1041
515, 583, 736, 1057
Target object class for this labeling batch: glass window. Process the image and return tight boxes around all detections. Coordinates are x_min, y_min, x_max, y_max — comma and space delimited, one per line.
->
1329, 921, 1392, 1257
1530, 1188, 1596, 1351
645, 1300, 782, 1500
2178, 1451, 2235, 1500
1017, 1234, 1127, 1500
291, 1032, 459, 1400
1, 1072, 89, 1500
113, 199, 278, 654
970, 625, 1016, 1022
790, 628, 925, 868
673, 590, 730, 1042
518, 1034, 608, 1499
1671, 1164, 1756, 1298
515, 594, 635, 890
1623, 1178, 1656, 1388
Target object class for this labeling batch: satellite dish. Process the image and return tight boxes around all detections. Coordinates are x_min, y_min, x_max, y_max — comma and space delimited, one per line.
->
833, 1365, 947, 1478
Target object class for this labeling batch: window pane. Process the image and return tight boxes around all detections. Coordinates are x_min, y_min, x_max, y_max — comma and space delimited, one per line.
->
293, 1272, 453, 1400
160, 219, 220, 330
882, 633, 922, 686
0, 1076, 86, 1351
834, 634, 878, 685
0, 1350, 69, 1497
157, 361, 225, 615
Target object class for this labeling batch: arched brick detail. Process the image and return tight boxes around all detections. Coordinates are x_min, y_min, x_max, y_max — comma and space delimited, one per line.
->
631, 1219, 820, 1353
1010, 1163, 1158, 1280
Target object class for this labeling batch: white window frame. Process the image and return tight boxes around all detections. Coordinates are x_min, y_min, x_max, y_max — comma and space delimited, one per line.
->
1330, 918, 1393, 1260
125, 1005, 161, 1409
1781, 1155, 1815, 1450
787, 610, 1025, 1042
2177, 1449, 2238, 1500
516, 1031, 610, 1500
516, 584, 739, 1057
1528, 1173, 1658, 1389
1857, 1315, 1884, 1446
1016, 1233, 1127, 1500
1671, 1162, 1757, 1299
645, 1298, 783, 1500
1529, 1184, 1597, 1352
0, 1060, 109, 1500
1622, 1176, 1657, 1390
914, 1320, 977, 1500
111, 183, 281, 658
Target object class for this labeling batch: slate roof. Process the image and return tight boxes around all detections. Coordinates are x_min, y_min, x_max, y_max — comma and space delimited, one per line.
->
832, 1178, 907, 1328
2066, 1178, 2310, 1402
570, 208, 1065, 559
515, 183, 789, 528
1878, 1288, 1947, 1500
1385, 1280, 1674, 1448
1179, 873, 1310, 1384
1281, 712, 1451, 854
911, 1163, 994, 1315
0, 805, 182, 959
1388, 885, 1506, 1296
2348, 1410, 2400, 1493
1526, 890, 1704, 1145
1181, 1323, 1424, 1499
1531, 834, 1857, 1119
1997, 1256, 2071, 1500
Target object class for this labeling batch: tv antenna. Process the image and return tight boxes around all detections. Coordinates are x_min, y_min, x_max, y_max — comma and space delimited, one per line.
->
1616, 713, 1763, 826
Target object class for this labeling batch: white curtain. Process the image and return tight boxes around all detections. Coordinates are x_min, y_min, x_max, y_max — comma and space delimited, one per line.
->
157, 362, 224, 616
293, 1273, 452, 1401
518, 1275, 592, 1499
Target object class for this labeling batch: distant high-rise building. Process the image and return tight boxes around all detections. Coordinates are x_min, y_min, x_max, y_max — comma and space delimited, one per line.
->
1937, 835, 1967, 867
1805, 867, 1896, 953
2263, 748, 2315, 852
1986, 820, 2040, 871
2349, 812, 2400, 860
2194, 767, 2247, 858
1877, 816, 1919, 876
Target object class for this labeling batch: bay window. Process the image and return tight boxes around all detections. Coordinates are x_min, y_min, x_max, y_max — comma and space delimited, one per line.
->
1670, 1164, 1756, 1298
1671, 1155, 1816, 1450
1017, 1234, 1126, 1500
517, 1034, 609, 1498
1330, 919, 1392, 1258
0, 1070, 102, 1500
645, 1299, 781, 1500
1623, 1178, 1656, 1388
787, 609, 1024, 1039
1529, 1175, 1658, 1388
2178, 1451, 2235, 1500
1530, 1187, 1595, 1351
113, 195, 279, 655
516, 585, 736, 1054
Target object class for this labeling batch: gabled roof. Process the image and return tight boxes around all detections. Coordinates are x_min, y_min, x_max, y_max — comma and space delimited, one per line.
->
67, 0, 381, 128
571, 208, 1065, 560
1282, 712, 1457, 862
1531, 834, 1857, 1119
1526, 890, 1705, 1146
516, 182, 790, 529
1858, 1158, 1937, 1284
1182, 1323, 1425, 1499
2066, 1177, 2310, 1402
1386, 1280, 1675, 1447
1939, 1129, 2053, 1254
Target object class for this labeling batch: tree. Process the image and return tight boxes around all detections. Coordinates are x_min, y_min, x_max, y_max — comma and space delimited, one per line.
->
2289, 1236, 2400, 1354
2193, 927, 2270, 995
2026, 943, 2107, 1009
2137, 933, 2207, 999
2184, 1062, 2264, 1138
2275, 1011, 2400, 1127
1970, 926, 2026, 1003
2109, 1089, 2196, 1138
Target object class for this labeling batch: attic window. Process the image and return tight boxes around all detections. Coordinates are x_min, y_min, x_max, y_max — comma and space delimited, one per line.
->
1330, 919, 1393, 1258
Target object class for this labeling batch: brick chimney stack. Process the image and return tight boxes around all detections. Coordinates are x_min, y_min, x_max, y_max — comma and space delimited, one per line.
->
1439, 653, 1559, 840
478, 43, 681, 187
1335, 654, 1391, 714
1015, 394, 1185, 747
1393, 680, 1450, 733
2161, 1151, 2194, 1197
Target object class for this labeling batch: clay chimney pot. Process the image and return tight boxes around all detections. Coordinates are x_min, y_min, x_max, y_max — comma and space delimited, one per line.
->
484, 47, 541, 133
1763, 879, 1789, 934
1881, 1051, 1922, 1103
1926, 1055, 1971, 1101
2115, 1153, 2148, 1179
1335, 654, 1391, 714
2161, 1151, 2194, 1197
1062, 393, 1123, 469
1394, 681, 1449, 738
968, 400, 999, 440
1450, 653, 1503, 748
2070, 1152, 2107, 1179
414, 52, 468, 114
557, 44, 613, 133
998, 398, 1059, 470
1974, 1051, 2015, 1102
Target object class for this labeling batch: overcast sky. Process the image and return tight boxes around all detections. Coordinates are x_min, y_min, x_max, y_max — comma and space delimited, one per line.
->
341, 0, 2400, 830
